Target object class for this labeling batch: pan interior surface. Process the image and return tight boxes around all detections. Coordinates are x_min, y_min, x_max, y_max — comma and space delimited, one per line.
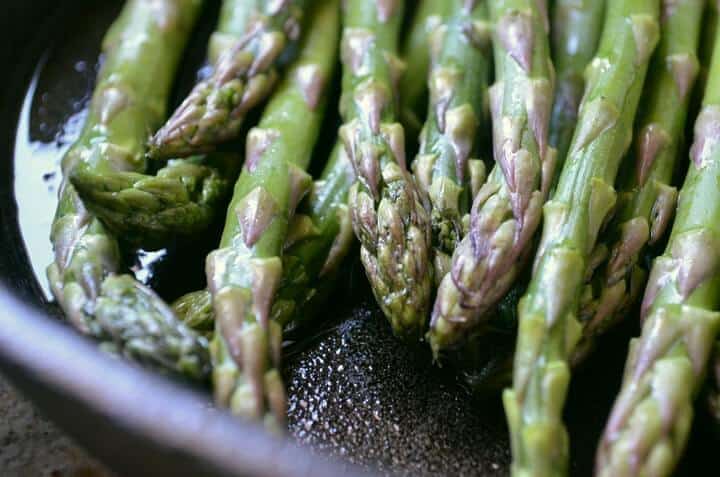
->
5, 2, 717, 476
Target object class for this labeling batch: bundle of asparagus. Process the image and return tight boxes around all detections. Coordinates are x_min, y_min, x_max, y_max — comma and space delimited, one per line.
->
68, 0, 257, 248
47, 0, 210, 379
449, 0, 607, 395
575, 0, 704, 363
504, 0, 660, 474
428, 0, 555, 356
595, 13, 720, 476
42, 0, 720, 471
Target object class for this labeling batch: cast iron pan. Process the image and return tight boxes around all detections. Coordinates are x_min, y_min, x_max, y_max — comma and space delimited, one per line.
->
0, 1, 716, 476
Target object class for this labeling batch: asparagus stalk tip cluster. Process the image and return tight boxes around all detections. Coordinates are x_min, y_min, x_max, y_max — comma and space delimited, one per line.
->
149, 0, 309, 160
503, 0, 660, 474
341, 0, 433, 341
47, 0, 209, 379
412, 0, 491, 282
95, 275, 210, 378
428, 0, 555, 356
595, 18, 720, 476
70, 153, 239, 249
207, 0, 340, 426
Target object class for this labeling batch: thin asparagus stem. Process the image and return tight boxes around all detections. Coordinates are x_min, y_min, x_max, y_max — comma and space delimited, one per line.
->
207, 0, 340, 427
399, 0, 448, 130
549, 0, 606, 176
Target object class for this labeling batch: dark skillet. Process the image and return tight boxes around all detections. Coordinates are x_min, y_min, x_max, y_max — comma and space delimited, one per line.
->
0, 1, 715, 476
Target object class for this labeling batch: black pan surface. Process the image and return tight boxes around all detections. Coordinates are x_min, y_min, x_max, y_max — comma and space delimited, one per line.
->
0, 1, 715, 476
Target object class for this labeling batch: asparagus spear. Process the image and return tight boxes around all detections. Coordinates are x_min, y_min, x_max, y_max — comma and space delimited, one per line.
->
340, 0, 433, 341
149, 0, 308, 159
549, 0, 606, 172
694, 0, 719, 102
412, 0, 491, 280
576, 0, 704, 363
207, 0, 339, 427
595, 22, 720, 477
699, 2, 720, 443
504, 0, 660, 474
173, 144, 356, 335
46, 0, 209, 379
95, 275, 210, 377
399, 0, 448, 129
428, 0, 555, 355
70, 153, 238, 249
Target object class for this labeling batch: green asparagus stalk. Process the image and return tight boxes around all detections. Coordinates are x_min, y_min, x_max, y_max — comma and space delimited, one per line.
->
173, 143, 356, 335
399, 0, 448, 129
94, 275, 210, 376
428, 0, 555, 355
70, 153, 238, 249
575, 0, 704, 363
549, 0, 606, 172
595, 21, 720, 477
149, 0, 308, 159
340, 0, 433, 341
504, 0, 660, 474
46, 0, 209, 379
207, 0, 339, 427
411, 0, 491, 280
694, 0, 719, 100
